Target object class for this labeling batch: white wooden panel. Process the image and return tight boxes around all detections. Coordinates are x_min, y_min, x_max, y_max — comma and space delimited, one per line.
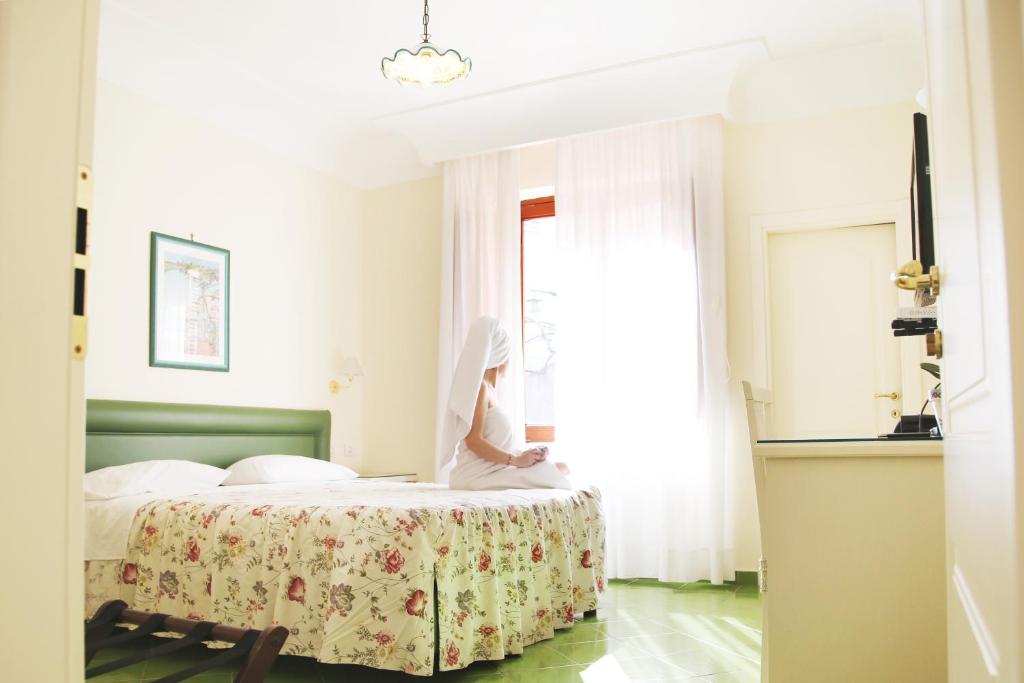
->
924, 0, 1024, 680
767, 224, 900, 438
926, 0, 986, 402
762, 449, 946, 682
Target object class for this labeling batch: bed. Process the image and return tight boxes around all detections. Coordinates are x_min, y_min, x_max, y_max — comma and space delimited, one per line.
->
83, 400, 605, 676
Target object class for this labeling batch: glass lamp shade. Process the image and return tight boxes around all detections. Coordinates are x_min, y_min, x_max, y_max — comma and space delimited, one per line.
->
381, 42, 471, 86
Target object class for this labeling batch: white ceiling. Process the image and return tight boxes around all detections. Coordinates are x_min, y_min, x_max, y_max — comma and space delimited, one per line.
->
97, 0, 926, 188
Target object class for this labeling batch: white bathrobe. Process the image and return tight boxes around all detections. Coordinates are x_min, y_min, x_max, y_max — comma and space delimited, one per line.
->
441, 316, 571, 491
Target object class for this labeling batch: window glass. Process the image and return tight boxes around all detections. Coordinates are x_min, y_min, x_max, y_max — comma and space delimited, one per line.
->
522, 215, 557, 426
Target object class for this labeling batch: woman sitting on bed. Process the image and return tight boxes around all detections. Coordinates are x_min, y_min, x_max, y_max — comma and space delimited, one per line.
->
441, 316, 572, 491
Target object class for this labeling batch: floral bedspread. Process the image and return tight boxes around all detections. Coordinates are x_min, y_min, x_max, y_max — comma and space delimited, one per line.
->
84, 481, 605, 675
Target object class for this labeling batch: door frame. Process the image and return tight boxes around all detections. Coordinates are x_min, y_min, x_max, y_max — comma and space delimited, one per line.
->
749, 200, 925, 419
0, 1, 98, 679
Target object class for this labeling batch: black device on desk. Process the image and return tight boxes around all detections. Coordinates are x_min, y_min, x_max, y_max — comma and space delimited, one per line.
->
892, 317, 938, 337
884, 414, 940, 440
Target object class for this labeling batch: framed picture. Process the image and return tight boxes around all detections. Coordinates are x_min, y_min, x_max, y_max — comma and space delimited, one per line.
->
149, 232, 230, 371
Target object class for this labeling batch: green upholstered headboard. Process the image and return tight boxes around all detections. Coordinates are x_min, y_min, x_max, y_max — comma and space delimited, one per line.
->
85, 400, 331, 472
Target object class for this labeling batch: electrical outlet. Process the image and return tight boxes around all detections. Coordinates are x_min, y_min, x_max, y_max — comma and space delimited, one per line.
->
343, 444, 356, 461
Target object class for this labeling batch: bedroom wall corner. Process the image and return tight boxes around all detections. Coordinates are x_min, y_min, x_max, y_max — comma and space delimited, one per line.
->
361, 175, 444, 482
723, 100, 918, 571
86, 80, 365, 466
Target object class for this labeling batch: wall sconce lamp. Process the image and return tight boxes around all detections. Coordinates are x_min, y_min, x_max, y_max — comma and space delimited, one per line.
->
329, 356, 364, 394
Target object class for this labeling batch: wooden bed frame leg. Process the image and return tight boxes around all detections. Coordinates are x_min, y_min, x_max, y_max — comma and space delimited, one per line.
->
234, 625, 289, 683
85, 600, 128, 664
432, 577, 441, 674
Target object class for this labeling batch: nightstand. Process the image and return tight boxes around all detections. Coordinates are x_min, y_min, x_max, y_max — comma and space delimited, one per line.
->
356, 473, 418, 483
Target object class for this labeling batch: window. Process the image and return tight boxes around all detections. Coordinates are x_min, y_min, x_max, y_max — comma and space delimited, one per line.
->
521, 196, 556, 442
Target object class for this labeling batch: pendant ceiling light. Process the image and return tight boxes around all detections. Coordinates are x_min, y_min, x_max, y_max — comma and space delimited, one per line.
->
381, 0, 471, 86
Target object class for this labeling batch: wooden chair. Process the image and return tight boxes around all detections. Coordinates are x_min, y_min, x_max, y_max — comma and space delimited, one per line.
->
741, 380, 773, 445
741, 381, 772, 683
86, 600, 289, 683
741, 380, 772, 591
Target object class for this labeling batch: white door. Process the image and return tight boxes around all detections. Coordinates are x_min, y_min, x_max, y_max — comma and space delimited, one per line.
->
0, 1, 98, 680
924, 1, 1024, 680
767, 224, 903, 438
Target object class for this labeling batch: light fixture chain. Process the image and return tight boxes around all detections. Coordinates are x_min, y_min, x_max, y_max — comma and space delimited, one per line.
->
421, 0, 430, 43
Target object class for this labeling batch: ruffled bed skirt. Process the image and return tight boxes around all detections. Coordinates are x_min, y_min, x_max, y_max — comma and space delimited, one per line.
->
85, 486, 605, 675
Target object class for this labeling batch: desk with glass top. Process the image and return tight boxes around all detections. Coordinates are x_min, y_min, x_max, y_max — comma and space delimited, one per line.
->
754, 435, 945, 683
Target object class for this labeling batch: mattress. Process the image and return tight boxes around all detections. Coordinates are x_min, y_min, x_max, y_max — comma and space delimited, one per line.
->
84, 480, 605, 675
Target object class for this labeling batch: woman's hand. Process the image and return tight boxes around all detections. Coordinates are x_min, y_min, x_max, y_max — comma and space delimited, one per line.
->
511, 448, 544, 468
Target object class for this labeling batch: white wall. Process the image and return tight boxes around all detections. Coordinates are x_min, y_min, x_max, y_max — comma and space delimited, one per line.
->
86, 80, 364, 464
520, 142, 556, 191
361, 176, 444, 481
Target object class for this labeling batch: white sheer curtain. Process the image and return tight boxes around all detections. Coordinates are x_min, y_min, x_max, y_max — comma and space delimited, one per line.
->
435, 149, 525, 482
555, 117, 733, 583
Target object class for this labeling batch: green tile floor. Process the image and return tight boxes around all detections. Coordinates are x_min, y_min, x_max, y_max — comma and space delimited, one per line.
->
88, 579, 761, 683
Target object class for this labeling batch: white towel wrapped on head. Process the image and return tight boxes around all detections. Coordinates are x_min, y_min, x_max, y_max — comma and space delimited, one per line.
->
438, 317, 511, 469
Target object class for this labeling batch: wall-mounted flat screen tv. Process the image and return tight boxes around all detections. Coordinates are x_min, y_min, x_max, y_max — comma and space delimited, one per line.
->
911, 112, 935, 270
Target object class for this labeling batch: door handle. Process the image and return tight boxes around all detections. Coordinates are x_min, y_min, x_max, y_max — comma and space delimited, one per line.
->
874, 392, 900, 401
891, 260, 941, 296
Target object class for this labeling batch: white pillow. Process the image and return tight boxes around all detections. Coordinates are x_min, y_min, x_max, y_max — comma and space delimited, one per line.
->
84, 460, 230, 500
223, 455, 358, 485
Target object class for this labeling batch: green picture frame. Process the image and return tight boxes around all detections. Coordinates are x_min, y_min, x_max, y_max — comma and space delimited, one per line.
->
149, 232, 230, 371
